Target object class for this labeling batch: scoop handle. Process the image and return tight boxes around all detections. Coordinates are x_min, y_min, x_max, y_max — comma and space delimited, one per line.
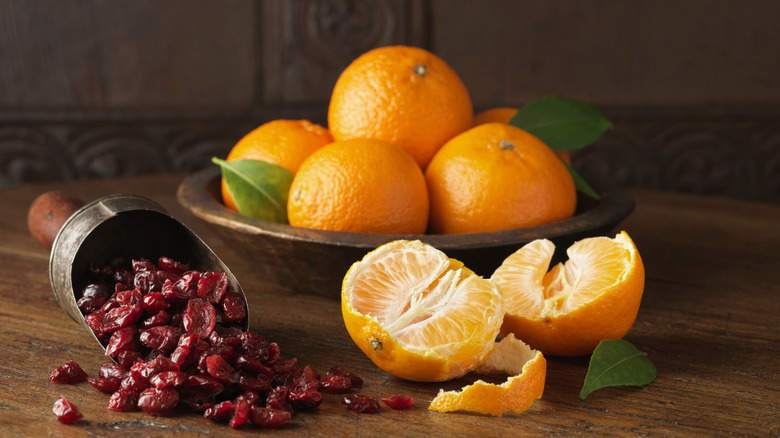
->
27, 191, 86, 251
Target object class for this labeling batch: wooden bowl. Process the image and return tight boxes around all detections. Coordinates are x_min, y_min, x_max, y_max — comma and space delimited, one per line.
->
177, 167, 634, 299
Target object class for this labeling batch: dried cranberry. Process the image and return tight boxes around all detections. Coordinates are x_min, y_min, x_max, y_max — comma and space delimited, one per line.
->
141, 310, 171, 329
205, 354, 240, 385
99, 361, 128, 380
381, 394, 414, 409
137, 387, 180, 415
104, 326, 137, 357
142, 292, 170, 313
272, 357, 298, 375
81, 281, 111, 299
132, 355, 180, 380
85, 311, 108, 339
117, 350, 142, 368
196, 272, 228, 303
341, 394, 380, 413
114, 288, 142, 306
170, 333, 198, 366
50, 361, 88, 383
238, 375, 272, 393
239, 331, 268, 359
288, 388, 323, 410
229, 397, 250, 429
265, 386, 293, 413
158, 256, 189, 274
161, 279, 189, 303
235, 355, 274, 377
150, 370, 187, 389
108, 389, 139, 412
182, 375, 224, 399
203, 400, 233, 423
249, 406, 291, 429
173, 272, 200, 297
328, 365, 363, 388
209, 326, 242, 348
132, 258, 157, 273
114, 268, 134, 287
291, 366, 321, 392
52, 396, 83, 423
120, 373, 149, 394
235, 391, 261, 405
134, 270, 161, 293
102, 304, 143, 332
221, 292, 246, 322
140, 325, 181, 351
320, 374, 352, 394
89, 376, 121, 394
77, 295, 105, 314
183, 298, 216, 338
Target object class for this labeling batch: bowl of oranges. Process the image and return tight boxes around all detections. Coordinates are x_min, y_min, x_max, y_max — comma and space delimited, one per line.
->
177, 45, 634, 298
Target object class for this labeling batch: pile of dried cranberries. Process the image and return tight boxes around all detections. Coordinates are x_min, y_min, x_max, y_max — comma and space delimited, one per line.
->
50, 256, 411, 427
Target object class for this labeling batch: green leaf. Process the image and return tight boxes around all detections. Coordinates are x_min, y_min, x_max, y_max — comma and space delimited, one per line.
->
580, 339, 657, 400
212, 157, 293, 224
563, 160, 600, 200
509, 96, 612, 151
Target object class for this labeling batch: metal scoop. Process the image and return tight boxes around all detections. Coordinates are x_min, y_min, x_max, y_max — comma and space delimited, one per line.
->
30, 192, 249, 351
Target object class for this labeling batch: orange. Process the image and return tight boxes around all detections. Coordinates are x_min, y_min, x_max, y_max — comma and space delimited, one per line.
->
341, 240, 504, 382
328, 45, 473, 169
490, 231, 645, 357
425, 123, 577, 234
474, 107, 571, 164
287, 138, 429, 234
220, 119, 333, 211
428, 334, 546, 416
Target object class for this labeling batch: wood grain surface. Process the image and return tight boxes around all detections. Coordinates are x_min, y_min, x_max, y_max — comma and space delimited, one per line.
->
0, 174, 778, 437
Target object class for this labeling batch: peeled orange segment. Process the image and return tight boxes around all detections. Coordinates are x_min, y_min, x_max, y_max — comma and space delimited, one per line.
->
341, 240, 505, 382
428, 334, 546, 416
491, 231, 645, 357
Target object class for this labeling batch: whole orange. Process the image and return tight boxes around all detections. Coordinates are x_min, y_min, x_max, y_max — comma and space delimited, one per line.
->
425, 123, 576, 234
474, 107, 571, 164
328, 45, 473, 169
287, 138, 429, 234
220, 119, 333, 211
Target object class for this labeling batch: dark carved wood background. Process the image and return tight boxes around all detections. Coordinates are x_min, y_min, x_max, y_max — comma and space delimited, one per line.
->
1, 0, 779, 203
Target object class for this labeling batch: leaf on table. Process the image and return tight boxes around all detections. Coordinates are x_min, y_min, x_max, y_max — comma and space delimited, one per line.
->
508, 96, 612, 151
580, 339, 657, 400
212, 157, 293, 224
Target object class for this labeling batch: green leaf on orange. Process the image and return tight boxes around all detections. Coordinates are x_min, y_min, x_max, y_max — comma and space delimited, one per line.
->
212, 157, 293, 224
580, 339, 657, 400
509, 96, 612, 151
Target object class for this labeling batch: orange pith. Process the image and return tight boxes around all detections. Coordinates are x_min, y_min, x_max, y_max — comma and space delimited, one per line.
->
328, 45, 473, 169
287, 138, 429, 234
428, 334, 546, 416
474, 106, 571, 164
220, 119, 333, 211
425, 123, 576, 234
491, 231, 645, 357
341, 240, 504, 382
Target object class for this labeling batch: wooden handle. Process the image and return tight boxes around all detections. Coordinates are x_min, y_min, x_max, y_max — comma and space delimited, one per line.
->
27, 191, 86, 251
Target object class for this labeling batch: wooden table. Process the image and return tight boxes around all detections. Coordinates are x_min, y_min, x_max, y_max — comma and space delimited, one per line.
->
1, 174, 778, 437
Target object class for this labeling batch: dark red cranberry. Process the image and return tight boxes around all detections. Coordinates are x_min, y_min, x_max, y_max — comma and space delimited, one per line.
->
203, 400, 233, 423
196, 272, 228, 303
50, 361, 88, 383
249, 406, 291, 429
320, 374, 352, 394
104, 326, 137, 357
137, 387, 180, 415
328, 365, 363, 388
235, 391, 261, 405
205, 354, 240, 385
114, 288, 142, 306
173, 272, 200, 297
120, 373, 149, 394
288, 388, 323, 410
142, 292, 170, 313
117, 350, 142, 368
77, 295, 106, 314
235, 355, 274, 377
170, 333, 199, 366
239, 331, 268, 359
114, 268, 134, 287
272, 358, 298, 375
158, 256, 189, 274
229, 397, 251, 429
52, 396, 83, 423
183, 298, 216, 338
89, 376, 121, 393
238, 375, 272, 393
183, 375, 225, 399
265, 386, 293, 413
102, 304, 143, 332
132, 258, 157, 273
85, 311, 108, 339
81, 281, 112, 299
341, 394, 380, 413
381, 394, 414, 409
141, 310, 171, 329
221, 292, 246, 322
149, 371, 187, 389
140, 325, 181, 351
99, 361, 128, 380
132, 355, 180, 380
108, 389, 139, 412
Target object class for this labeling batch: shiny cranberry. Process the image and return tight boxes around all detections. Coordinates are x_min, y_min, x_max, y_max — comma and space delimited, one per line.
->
249, 406, 291, 429
265, 386, 293, 413
137, 387, 180, 416
158, 256, 189, 274
114, 288, 142, 306
149, 371, 187, 389
77, 295, 105, 314
238, 375, 272, 393
142, 292, 170, 313
132, 258, 157, 273
120, 373, 149, 394
196, 272, 228, 303
140, 325, 181, 351
52, 396, 83, 423
221, 292, 246, 322
229, 397, 250, 429
117, 350, 142, 368
81, 281, 112, 299
102, 304, 143, 332
381, 394, 414, 409
235, 355, 274, 377
288, 388, 323, 410
341, 394, 380, 413
320, 374, 352, 394
99, 361, 128, 380
108, 389, 139, 412
328, 365, 363, 388
89, 376, 121, 394
141, 310, 171, 329
203, 400, 233, 423
183, 298, 216, 338
205, 354, 239, 384
104, 326, 137, 357
50, 361, 88, 383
